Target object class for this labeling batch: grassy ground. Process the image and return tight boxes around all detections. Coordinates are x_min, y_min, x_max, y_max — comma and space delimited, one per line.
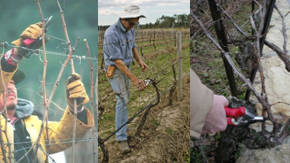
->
98, 29, 189, 135
102, 77, 190, 162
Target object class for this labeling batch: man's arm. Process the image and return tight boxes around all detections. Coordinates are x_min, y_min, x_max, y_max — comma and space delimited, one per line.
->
0, 22, 43, 93
0, 56, 18, 93
44, 73, 94, 154
132, 47, 148, 72
103, 32, 146, 90
132, 48, 141, 63
190, 69, 228, 138
190, 69, 214, 138
31, 107, 94, 154
114, 59, 146, 90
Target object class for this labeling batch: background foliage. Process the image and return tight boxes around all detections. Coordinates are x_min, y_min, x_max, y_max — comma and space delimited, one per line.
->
98, 14, 189, 30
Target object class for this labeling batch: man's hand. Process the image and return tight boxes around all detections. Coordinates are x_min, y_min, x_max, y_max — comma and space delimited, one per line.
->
138, 60, 148, 72
202, 95, 228, 135
20, 22, 43, 40
4, 22, 44, 65
132, 78, 146, 91
114, 59, 147, 91
12, 22, 44, 55
66, 73, 89, 112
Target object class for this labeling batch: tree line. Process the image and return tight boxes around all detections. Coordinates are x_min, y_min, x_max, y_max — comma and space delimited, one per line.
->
99, 14, 189, 30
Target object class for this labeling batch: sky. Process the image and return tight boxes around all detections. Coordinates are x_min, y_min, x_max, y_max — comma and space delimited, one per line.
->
98, 0, 189, 25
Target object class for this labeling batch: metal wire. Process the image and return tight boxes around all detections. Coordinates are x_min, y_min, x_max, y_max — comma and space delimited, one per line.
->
0, 42, 97, 61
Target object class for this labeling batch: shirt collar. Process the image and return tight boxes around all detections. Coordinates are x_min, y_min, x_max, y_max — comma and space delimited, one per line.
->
117, 18, 128, 33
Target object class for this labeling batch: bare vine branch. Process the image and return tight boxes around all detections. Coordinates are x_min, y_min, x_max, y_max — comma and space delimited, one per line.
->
55, 1, 77, 162
191, 10, 276, 124
34, 1, 50, 162
83, 39, 95, 110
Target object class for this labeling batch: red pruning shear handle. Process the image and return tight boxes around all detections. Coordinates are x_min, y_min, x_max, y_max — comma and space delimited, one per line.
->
225, 106, 245, 117
23, 39, 36, 46
225, 106, 264, 126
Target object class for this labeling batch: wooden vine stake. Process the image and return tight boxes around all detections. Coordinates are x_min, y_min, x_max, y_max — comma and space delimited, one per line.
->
176, 31, 183, 101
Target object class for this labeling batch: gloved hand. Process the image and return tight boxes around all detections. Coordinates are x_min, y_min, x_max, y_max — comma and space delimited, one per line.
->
202, 95, 228, 134
66, 73, 89, 112
12, 22, 44, 57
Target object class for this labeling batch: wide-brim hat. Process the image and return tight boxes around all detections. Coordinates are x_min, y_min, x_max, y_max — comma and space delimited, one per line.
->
12, 69, 25, 85
119, 5, 146, 19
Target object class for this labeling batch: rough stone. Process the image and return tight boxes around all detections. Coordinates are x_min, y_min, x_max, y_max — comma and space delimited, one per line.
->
240, 1, 290, 162
254, 55, 290, 120
237, 137, 290, 163
253, 0, 290, 121
263, 0, 290, 54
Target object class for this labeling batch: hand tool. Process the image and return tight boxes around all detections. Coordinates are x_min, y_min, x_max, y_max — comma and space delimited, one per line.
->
23, 16, 53, 46
225, 106, 264, 126
144, 79, 151, 86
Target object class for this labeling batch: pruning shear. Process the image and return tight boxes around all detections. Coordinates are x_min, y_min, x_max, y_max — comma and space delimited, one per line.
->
225, 106, 264, 126
144, 79, 151, 86
23, 16, 53, 46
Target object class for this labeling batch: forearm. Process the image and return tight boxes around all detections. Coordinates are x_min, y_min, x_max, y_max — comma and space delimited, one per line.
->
132, 48, 141, 63
68, 105, 88, 124
114, 59, 138, 82
77, 109, 88, 124
2, 46, 26, 70
0, 50, 18, 93
190, 69, 214, 138
46, 107, 94, 153
1, 51, 17, 72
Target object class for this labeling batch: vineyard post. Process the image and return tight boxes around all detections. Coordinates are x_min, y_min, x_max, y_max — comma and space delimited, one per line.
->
153, 30, 156, 50
137, 31, 141, 56
140, 30, 144, 56
177, 31, 183, 101
175, 31, 177, 47
171, 28, 174, 47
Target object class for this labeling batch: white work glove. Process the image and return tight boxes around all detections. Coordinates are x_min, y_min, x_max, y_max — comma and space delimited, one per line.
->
202, 95, 228, 134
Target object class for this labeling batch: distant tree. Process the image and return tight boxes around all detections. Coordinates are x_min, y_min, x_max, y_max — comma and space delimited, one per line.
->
174, 14, 189, 28
99, 14, 189, 29
155, 15, 176, 28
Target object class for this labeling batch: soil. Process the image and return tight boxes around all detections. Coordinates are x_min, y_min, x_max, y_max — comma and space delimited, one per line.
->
99, 76, 190, 163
